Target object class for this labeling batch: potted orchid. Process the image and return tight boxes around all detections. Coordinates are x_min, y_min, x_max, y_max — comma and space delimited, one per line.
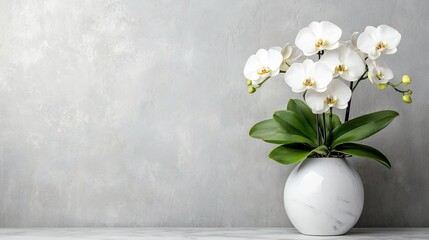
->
244, 21, 412, 235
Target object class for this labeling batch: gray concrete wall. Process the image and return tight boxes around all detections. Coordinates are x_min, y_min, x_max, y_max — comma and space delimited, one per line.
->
0, 0, 427, 227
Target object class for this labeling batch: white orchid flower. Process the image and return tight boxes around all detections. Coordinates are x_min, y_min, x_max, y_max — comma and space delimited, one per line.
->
349, 32, 367, 60
284, 59, 333, 93
357, 25, 401, 60
243, 48, 283, 85
351, 32, 360, 49
319, 44, 366, 81
305, 79, 352, 114
295, 21, 342, 56
271, 43, 306, 71
366, 59, 394, 84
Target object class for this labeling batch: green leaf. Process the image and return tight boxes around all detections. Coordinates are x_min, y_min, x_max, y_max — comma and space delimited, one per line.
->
249, 119, 316, 145
331, 110, 399, 147
269, 144, 328, 165
287, 99, 317, 133
312, 145, 329, 156
318, 112, 341, 131
333, 143, 391, 168
331, 114, 342, 129
273, 110, 317, 145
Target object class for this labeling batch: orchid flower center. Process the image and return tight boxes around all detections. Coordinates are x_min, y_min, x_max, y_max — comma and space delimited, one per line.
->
257, 66, 271, 76
376, 70, 384, 80
303, 78, 315, 88
326, 95, 338, 107
315, 39, 328, 49
335, 64, 348, 74
376, 42, 388, 51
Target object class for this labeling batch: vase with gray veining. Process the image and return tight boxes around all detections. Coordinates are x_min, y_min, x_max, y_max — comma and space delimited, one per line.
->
284, 157, 364, 235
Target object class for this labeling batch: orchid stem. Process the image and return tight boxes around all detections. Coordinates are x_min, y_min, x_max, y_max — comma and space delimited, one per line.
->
346, 65, 369, 121
254, 76, 271, 88
345, 81, 354, 122
352, 68, 369, 92
329, 107, 333, 145
388, 82, 409, 93
315, 114, 321, 146
322, 113, 327, 145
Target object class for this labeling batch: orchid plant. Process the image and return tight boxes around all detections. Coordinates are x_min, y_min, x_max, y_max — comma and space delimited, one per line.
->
244, 21, 413, 168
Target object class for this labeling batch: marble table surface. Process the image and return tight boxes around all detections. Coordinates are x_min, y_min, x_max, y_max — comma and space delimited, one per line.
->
0, 228, 428, 239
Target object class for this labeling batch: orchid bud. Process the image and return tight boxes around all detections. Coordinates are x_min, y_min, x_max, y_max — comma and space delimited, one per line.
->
402, 75, 411, 85
406, 89, 413, 95
377, 83, 388, 90
402, 95, 412, 104
246, 80, 252, 86
248, 87, 256, 94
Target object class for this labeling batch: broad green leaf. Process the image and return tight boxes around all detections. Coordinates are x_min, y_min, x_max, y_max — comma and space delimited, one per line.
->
333, 143, 391, 168
287, 99, 317, 133
269, 144, 328, 165
273, 110, 318, 145
331, 110, 399, 147
249, 119, 316, 145
312, 145, 329, 156
331, 114, 342, 129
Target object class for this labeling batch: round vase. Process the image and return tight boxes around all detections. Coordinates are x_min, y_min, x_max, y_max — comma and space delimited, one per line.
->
284, 157, 364, 236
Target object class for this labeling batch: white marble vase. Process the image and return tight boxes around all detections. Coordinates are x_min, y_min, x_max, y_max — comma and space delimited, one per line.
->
284, 157, 364, 236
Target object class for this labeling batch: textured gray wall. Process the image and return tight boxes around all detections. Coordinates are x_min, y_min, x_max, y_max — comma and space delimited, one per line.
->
0, 0, 427, 227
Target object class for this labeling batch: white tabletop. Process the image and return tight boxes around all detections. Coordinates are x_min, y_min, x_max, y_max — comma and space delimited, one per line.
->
0, 228, 428, 239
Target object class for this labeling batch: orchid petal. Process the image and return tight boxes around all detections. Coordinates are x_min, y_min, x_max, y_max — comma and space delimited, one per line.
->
267, 49, 283, 71
383, 48, 397, 55
284, 63, 307, 93
305, 90, 329, 114
295, 27, 317, 56
313, 62, 333, 92
357, 31, 376, 55
341, 47, 365, 81
377, 25, 401, 49
329, 79, 352, 109
256, 49, 269, 66
381, 67, 394, 81
243, 55, 260, 80
351, 32, 360, 49
319, 21, 342, 44
288, 46, 305, 63
320, 49, 341, 75
281, 43, 293, 59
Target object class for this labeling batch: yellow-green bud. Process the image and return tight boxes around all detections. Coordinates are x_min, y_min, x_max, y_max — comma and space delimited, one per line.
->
248, 87, 256, 94
402, 94, 412, 104
406, 89, 413, 95
377, 83, 388, 90
402, 75, 411, 85
246, 80, 252, 86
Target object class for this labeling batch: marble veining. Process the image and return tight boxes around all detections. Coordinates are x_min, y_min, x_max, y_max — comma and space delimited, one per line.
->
0, 228, 429, 239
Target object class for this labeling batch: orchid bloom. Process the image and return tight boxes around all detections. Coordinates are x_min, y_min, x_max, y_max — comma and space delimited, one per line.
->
284, 59, 333, 93
357, 25, 401, 59
305, 79, 352, 114
367, 59, 394, 84
271, 43, 306, 71
243, 48, 283, 85
295, 21, 342, 56
349, 32, 366, 60
319, 44, 366, 81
